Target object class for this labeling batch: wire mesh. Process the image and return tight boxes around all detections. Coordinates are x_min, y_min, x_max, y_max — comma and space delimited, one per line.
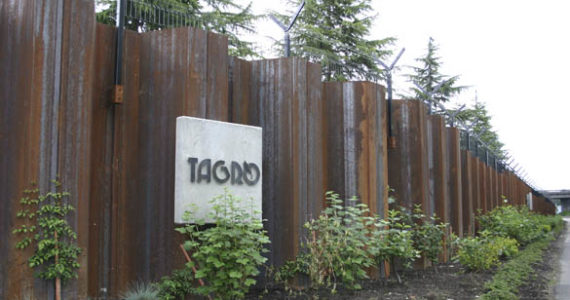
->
460, 130, 469, 150
124, 0, 200, 31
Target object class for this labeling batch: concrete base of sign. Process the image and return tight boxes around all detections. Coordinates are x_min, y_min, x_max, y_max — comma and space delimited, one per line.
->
174, 117, 262, 223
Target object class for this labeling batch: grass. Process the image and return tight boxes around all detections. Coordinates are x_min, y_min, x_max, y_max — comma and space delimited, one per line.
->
120, 282, 159, 300
480, 233, 555, 300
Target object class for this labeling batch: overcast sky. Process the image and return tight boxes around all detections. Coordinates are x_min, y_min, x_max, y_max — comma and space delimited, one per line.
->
244, 0, 570, 191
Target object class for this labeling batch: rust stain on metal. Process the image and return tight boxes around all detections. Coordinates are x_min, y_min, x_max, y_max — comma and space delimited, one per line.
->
112, 85, 124, 104
2, 0, 96, 298
387, 100, 432, 243
461, 150, 474, 236
322, 82, 388, 219
230, 58, 324, 267
478, 160, 487, 213
429, 115, 449, 226
88, 22, 115, 298
446, 128, 463, 237
2, 1, 553, 297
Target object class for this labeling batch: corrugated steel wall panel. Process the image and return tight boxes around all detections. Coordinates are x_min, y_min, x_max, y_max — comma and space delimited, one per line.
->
322, 82, 388, 217
1, 0, 95, 298
447, 128, 463, 237
388, 100, 430, 213
230, 58, 325, 267
1, 2, 555, 298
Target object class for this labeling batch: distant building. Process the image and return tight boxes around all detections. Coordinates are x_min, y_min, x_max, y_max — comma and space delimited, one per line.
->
541, 190, 570, 213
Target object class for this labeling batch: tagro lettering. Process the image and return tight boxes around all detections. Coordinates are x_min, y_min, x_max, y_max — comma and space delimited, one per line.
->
187, 157, 261, 186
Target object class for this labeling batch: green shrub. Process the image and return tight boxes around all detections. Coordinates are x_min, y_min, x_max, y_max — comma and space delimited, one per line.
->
490, 236, 519, 258
446, 232, 461, 258
481, 235, 554, 300
276, 193, 450, 290
478, 206, 541, 245
536, 214, 564, 234
407, 205, 447, 263
166, 191, 270, 299
456, 236, 498, 271
456, 234, 518, 271
156, 268, 194, 300
478, 205, 563, 246
372, 209, 419, 269
276, 192, 426, 291
459, 206, 560, 273
292, 192, 376, 291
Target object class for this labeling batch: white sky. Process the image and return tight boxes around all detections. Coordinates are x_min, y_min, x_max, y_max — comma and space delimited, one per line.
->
242, 0, 570, 191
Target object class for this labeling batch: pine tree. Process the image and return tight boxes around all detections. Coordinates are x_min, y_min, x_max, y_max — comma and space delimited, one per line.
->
96, 0, 259, 58
453, 100, 505, 157
408, 37, 465, 106
280, 0, 394, 81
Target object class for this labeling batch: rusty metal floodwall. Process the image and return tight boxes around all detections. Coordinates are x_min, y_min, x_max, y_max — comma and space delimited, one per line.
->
89, 24, 231, 298
1, 2, 234, 296
322, 82, 389, 218
1, 1, 556, 298
387, 100, 554, 240
2, 7, 391, 295
229, 57, 326, 267
460, 150, 474, 236
388, 100, 465, 237
479, 159, 488, 213
426, 115, 450, 260
446, 127, 463, 237
1, 0, 95, 299
388, 100, 430, 214
427, 116, 449, 227
470, 156, 482, 230
533, 194, 556, 215
229, 62, 390, 267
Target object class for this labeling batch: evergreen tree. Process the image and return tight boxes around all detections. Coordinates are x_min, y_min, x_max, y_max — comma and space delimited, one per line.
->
408, 37, 465, 106
280, 0, 394, 81
96, 0, 259, 58
453, 99, 505, 157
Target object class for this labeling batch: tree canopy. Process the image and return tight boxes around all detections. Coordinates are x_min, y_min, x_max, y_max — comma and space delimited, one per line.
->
407, 37, 465, 106
279, 0, 394, 81
96, 0, 259, 58
452, 100, 505, 157
407, 38, 503, 157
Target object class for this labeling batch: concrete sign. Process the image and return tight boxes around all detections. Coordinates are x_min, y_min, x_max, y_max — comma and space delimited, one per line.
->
174, 117, 262, 223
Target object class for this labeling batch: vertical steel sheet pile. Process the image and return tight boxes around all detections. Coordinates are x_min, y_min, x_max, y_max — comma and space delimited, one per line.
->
460, 149, 474, 236
322, 82, 389, 219
446, 127, 463, 237
92, 26, 230, 297
428, 116, 449, 229
229, 57, 326, 267
0, 0, 96, 298
388, 100, 430, 213
1, 1, 556, 298
88, 22, 116, 298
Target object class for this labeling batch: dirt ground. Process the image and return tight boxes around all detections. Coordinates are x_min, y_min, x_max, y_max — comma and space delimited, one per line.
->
246, 263, 493, 300
246, 226, 565, 300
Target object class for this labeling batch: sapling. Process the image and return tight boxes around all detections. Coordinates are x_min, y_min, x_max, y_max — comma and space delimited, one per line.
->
13, 180, 81, 300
